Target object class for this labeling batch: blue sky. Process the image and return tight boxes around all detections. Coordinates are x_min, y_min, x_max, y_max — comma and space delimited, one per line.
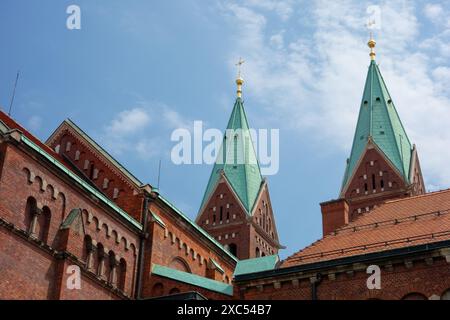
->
1, 0, 450, 259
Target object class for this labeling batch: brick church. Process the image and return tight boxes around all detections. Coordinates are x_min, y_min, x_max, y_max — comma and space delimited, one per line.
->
1, 37, 449, 300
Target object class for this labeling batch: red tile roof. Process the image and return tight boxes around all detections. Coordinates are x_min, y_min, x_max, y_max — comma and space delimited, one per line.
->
282, 189, 450, 267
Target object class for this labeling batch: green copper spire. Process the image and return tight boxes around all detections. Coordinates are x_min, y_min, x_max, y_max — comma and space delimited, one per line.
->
199, 96, 263, 214
341, 42, 412, 193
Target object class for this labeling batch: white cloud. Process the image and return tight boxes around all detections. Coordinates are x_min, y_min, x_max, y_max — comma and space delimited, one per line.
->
270, 31, 285, 49
222, 0, 450, 189
106, 108, 151, 135
100, 103, 190, 158
424, 3, 444, 22
162, 107, 191, 130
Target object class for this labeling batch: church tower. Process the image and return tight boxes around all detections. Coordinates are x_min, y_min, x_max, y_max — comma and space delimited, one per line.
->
196, 66, 283, 260
321, 36, 425, 235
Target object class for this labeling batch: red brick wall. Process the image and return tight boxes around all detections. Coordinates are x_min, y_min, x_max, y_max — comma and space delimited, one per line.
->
320, 199, 349, 236
343, 148, 409, 219
197, 181, 279, 260
0, 142, 139, 299
48, 129, 144, 221
197, 182, 248, 257
142, 200, 236, 298
237, 258, 450, 300
0, 227, 58, 299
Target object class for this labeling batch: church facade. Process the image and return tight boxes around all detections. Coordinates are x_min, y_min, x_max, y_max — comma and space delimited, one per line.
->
0, 38, 449, 300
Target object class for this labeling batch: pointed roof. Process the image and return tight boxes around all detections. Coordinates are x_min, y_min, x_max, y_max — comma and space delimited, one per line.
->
341, 59, 413, 193
199, 97, 263, 214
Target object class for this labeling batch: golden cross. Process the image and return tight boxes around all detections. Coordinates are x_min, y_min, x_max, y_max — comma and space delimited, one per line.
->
235, 57, 245, 77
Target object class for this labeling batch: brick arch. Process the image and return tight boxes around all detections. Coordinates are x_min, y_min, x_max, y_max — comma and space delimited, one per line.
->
92, 216, 100, 231
111, 229, 119, 241
119, 236, 127, 250
169, 256, 191, 273
101, 222, 109, 237
129, 243, 137, 256
401, 292, 427, 300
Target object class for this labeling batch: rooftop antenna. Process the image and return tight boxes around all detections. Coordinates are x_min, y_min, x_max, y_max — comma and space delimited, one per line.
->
157, 159, 162, 189
8, 71, 20, 117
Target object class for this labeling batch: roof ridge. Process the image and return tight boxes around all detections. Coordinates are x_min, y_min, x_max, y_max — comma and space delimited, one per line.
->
60, 119, 143, 187
284, 229, 450, 264
333, 208, 450, 235
384, 188, 450, 204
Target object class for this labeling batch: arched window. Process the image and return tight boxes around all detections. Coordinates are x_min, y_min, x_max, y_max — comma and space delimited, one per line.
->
401, 293, 427, 300
96, 243, 105, 278
169, 288, 180, 295
152, 283, 164, 297
89, 163, 95, 179
169, 257, 191, 273
25, 197, 37, 233
36, 206, 51, 243
255, 247, 260, 258
118, 259, 127, 292
229, 243, 237, 257
108, 251, 117, 286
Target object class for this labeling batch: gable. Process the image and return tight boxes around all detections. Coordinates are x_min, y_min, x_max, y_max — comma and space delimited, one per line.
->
196, 175, 249, 226
251, 182, 281, 244
341, 140, 409, 198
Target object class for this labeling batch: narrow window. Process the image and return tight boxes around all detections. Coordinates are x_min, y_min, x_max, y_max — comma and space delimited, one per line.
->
372, 174, 376, 189
226, 212, 230, 220
219, 206, 223, 221
380, 179, 384, 189
89, 163, 95, 179
213, 214, 216, 223
364, 183, 368, 192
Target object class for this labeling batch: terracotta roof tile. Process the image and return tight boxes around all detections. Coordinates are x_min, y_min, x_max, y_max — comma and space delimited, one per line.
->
282, 189, 450, 267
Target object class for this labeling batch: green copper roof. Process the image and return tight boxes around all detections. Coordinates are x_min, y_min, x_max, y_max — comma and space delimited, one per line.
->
152, 264, 233, 296
200, 97, 263, 214
210, 258, 225, 274
341, 60, 412, 192
20, 134, 142, 230
233, 255, 279, 276
60, 208, 82, 229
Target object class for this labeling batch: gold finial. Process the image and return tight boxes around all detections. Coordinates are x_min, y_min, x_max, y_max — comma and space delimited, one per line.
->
368, 32, 376, 61
235, 57, 245, 98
